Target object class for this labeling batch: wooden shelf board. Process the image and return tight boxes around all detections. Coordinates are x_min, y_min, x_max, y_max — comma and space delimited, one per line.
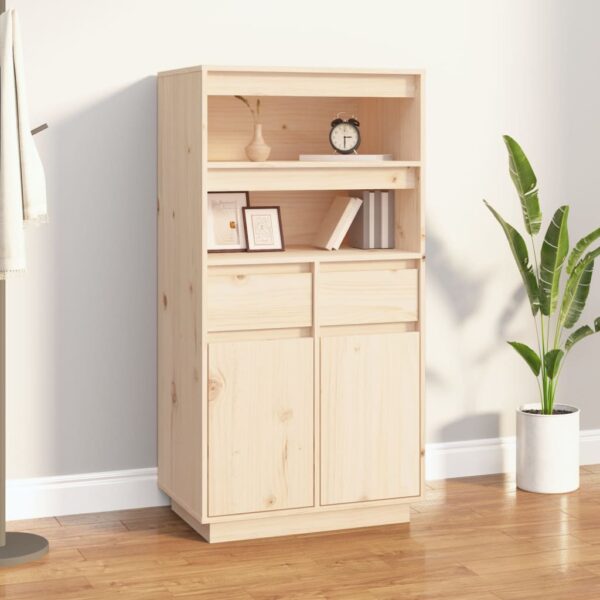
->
204, 70, 418, 98
207, 246, 422, 267
207, 162, 419, 192
208, 161, 420, 169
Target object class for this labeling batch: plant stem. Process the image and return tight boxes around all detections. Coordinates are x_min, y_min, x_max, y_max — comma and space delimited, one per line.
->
529, 234, 550, 413
552, 304, 563, 350
235, 95, 257, 123
532, 308, 544, 405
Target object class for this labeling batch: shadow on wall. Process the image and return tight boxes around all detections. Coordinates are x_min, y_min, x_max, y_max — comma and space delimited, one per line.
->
425, 225, 488, 393
426, 228, 487, 323
440, 413, 500, 442
42, 76, 158, 476
474, 283, 526, 366
426, 225, 523, 443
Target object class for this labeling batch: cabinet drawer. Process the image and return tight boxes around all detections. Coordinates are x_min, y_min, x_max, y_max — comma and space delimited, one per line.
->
319, 266, 418, 326
207, 267, 312, 332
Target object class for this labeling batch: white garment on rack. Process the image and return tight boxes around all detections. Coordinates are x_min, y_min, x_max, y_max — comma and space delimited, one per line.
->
0, 9, 46, 277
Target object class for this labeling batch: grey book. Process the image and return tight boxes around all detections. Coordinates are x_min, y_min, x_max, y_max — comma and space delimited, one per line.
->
348, 190, 395, 249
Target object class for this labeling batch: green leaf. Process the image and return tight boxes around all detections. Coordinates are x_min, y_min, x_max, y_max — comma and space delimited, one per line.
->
544, 349, 564, 378
596, 317, 600, 332
567, 227, 600, 274
565, 325, 595, 351
539, 206, 569, 315
508, 341, 541, 376
484, 200, 539, 315
559, 247, 600, 329
503, 135, 542, 235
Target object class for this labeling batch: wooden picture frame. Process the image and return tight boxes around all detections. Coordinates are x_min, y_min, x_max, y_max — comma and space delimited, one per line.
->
207, 191, 249, 252
242, 206, 285, 252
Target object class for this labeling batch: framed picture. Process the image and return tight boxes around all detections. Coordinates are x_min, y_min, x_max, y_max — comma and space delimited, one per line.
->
242, 206, 285, 252
207, 192, 249, 252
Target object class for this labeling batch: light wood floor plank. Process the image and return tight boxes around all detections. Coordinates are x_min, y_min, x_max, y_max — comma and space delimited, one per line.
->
3, 468, 600, 598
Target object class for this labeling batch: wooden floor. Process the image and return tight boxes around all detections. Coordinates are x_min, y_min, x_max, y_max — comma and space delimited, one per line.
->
4, 468, 600, 599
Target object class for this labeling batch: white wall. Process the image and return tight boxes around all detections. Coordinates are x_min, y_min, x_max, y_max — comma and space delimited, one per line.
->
6, 0, 600, 478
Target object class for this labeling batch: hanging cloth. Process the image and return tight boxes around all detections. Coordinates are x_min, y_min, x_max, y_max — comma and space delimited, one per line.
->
0, 9, 46, 277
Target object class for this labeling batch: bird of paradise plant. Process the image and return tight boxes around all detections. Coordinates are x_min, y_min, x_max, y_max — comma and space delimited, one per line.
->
485, 136, 600, 414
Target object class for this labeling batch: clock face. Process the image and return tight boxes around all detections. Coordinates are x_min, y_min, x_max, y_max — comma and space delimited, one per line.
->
330, 122, 360, 154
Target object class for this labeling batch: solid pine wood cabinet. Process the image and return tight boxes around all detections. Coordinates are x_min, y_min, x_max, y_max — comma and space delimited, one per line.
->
158, 66, 424, 543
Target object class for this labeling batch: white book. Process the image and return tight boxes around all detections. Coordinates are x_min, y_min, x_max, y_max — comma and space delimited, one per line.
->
299, 154, 393, 162
313, 196, 363, 251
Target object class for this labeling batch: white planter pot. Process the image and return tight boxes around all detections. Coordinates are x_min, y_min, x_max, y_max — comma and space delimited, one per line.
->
516, 403, 580, 494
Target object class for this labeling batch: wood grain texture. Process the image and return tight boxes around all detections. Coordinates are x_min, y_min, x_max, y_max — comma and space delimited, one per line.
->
208, 93, 419, 162
157, 70, 204, 519
321, 332, 420, 505
319, 268, 418, 326
175, 500, 408, 543
208, 338, 314, 517
250, 190, 337, 246
208, 96, 361, 161
205, 70, 418, 98
207, 245, 422, 266
10, 469, 600, 598
207, 163, 417, 192
395, 187, 423, 253
207, 270, 312, 331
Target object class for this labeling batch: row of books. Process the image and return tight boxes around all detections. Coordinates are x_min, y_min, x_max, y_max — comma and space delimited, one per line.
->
314, 190, 394, 251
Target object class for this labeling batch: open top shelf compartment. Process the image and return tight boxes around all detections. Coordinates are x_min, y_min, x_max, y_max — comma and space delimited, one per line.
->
207, 95, 421, 163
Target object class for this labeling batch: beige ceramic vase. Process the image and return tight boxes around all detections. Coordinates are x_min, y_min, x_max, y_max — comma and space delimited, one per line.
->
245, 123, 271, 162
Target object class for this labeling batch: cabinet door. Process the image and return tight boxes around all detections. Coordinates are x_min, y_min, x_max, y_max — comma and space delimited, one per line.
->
321, 332, 420, 506
208, 338, 314, 517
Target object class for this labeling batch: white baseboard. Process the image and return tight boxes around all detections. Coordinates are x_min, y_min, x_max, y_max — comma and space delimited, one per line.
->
7, 430, 600, 521
425, 428, 600, 481
425, 436, 516, 480
7, 467, 169, 522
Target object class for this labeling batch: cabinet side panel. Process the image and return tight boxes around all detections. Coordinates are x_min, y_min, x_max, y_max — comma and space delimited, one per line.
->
157, 71, 204, 516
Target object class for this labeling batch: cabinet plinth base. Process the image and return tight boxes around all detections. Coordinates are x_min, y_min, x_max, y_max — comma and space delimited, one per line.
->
171, 501, 410, 543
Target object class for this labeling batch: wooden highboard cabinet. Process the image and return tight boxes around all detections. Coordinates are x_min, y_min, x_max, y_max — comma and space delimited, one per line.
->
158, 66, 425, 543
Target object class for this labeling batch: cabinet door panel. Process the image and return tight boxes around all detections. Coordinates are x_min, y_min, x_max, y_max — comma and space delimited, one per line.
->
208, 338, 314, 516
321, 332, 420, 505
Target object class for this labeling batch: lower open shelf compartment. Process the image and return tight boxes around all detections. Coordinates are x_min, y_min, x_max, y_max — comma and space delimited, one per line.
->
207, 186, 422, 264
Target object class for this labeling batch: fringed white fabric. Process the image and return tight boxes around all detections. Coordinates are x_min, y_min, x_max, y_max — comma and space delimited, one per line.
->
0, 9, 47, 278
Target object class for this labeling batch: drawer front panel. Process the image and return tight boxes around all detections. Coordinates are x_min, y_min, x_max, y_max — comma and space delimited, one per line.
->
319, 268, 418, 326
208, 270, 312, 331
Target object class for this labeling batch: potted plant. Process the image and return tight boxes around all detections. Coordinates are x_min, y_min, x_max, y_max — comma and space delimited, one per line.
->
485, 135, 600, 493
